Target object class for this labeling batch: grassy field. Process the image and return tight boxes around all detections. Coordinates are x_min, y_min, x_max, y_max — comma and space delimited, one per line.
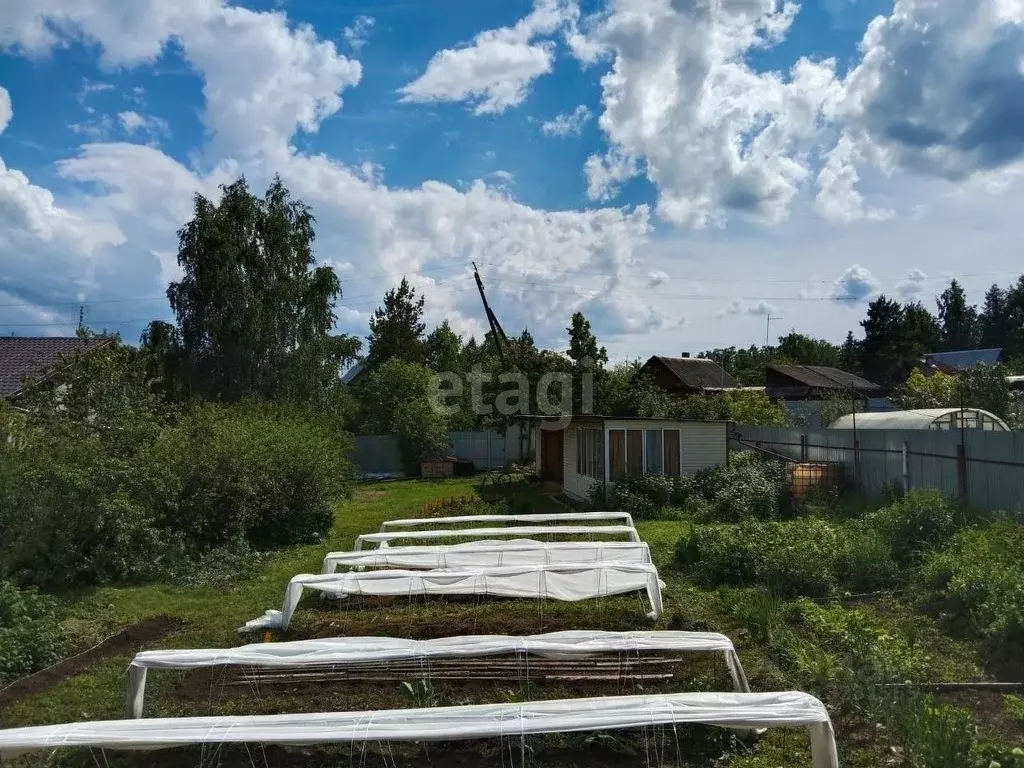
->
1, 478, 1021, 767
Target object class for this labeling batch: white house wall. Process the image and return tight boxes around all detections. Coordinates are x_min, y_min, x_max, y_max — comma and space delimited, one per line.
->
680, 422, 728, 475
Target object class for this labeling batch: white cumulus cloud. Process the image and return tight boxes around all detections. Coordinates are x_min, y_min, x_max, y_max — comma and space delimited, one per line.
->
830, 264, 879, 302
342, 15, 374, 52
896, 268, 928, 298
398, 0, 576, 115
541, 105, 592, 137
572, 0, 841, 227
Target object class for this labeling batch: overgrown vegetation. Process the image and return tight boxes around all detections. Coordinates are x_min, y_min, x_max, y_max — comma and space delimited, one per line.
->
0, 341, 353, 589
0, 582, 64, 685
600, 453, 791, 521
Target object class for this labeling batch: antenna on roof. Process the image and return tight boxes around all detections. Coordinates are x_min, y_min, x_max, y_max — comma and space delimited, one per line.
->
765, 314, 781, 347
78, 305, 84, 331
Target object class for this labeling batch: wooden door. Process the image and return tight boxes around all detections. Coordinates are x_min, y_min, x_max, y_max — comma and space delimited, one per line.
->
540, 428, 564, 482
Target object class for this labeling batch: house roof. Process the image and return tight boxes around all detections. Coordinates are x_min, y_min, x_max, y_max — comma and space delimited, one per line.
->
340, 360, 366, 385
643, 356, 738, 390
924, 348, 1002, 371
0, 336, 111, 398
767, 363, 880, 392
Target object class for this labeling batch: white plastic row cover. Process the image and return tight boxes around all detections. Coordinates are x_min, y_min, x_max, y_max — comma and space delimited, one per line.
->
240, 562, 665, 632
0, 691, 838, 768
321, 540, 652, 573
126, 630, 749, 718
379, 511, 634, 531
354, 524, 642, 550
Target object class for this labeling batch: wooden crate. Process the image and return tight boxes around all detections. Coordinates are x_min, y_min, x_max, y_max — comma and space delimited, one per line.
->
420, 458, 455, 478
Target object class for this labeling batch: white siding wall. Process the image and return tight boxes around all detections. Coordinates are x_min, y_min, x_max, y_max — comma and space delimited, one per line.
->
680, 422, 728, 474
562, 424, 601, 501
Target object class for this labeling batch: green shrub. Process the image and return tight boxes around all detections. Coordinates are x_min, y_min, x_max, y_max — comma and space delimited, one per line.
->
916, 521, 1024, 642
607, 453, 790, 521
152, 402, 353, 552
0, 581, 64, 684
864, 488, 959, 564
675, 518, 897, 597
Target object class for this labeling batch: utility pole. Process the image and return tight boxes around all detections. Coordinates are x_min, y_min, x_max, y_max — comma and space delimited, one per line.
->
471, 262, 509, 365
765, 315, 781, 347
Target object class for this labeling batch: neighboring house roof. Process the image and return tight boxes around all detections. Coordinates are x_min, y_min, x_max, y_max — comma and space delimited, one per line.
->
924, 348, 1002, 371
767, 363, 880, 393
641, 356, 738, 390
340, 359, 366, 385
830, 408, 1009, 431
0, 336, 112, 398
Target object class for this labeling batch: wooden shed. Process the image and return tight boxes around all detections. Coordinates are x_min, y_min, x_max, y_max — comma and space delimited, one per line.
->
532, 416, 730, 502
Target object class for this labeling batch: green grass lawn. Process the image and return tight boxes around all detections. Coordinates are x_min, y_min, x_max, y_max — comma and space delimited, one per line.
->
1, 478, 1018, 768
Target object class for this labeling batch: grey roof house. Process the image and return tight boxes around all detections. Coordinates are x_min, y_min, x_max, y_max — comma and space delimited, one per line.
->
923, 348, 1003, 373
765, 363, 881, 400
0, 336, 112, 399
637, 355, 737, 396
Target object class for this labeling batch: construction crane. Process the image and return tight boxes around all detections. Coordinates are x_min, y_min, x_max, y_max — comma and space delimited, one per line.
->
472, 261, 509, 365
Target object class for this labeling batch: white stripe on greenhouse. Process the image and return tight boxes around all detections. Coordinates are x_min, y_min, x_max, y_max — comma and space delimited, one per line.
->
379, 511, 634, 531
354, 524, 641, 550
321, 540, 652, 573
126, 630, 749, 718
0, 691, 839, 768
241, 562, 665, 631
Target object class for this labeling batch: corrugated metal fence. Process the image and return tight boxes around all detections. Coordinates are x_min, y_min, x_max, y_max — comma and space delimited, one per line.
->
733, 424, 1024, 513
353, 424, 534, 477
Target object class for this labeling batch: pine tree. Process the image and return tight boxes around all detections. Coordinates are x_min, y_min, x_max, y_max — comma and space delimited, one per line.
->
424, 320, 463, 374
839, 331, 859, 373
936, 279, 979, 351
860, 296, 909, 385
367, 278, 426, 367
566, 312, 608, 367
979, 283, 1009, 349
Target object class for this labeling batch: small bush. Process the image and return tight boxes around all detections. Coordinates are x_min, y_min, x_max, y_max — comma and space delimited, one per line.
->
607, 453, 790, 521
675, 518, 897, 597
0, 581, 64, 685
916, 521, 1024, 642
864, 488, 959, 565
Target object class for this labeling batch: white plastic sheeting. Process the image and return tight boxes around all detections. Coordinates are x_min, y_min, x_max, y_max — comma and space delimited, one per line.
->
321, 540, 652, 574
354, 524, 642, 550
0, 691, 839, 768
241, 562, 665, 631
379, 511, 634, 531
126, 630, 749, 718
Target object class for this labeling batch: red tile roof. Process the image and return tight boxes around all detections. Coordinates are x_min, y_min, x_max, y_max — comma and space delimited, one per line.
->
0, 336, 112, 398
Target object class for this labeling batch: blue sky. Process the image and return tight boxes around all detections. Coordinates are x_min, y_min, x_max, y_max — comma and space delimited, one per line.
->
1, 0, 1024, 360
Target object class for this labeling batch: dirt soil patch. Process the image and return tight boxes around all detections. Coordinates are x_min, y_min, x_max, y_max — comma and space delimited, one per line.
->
0, 614, 185, 710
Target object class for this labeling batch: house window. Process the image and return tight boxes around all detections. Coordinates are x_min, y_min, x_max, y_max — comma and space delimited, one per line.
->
626, 430, 644, 474
609, 430, 626, 479
663, 429, 680, 476
606, 427, 682, 477
576, 427, 605, 480
645, 430, 663, 474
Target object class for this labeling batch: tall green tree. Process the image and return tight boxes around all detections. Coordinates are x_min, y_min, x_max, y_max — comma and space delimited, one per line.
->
860, 296, 909, 385
147, 176, 359, 402
904, 301, 942, 355
424, 320, 463, 374
358, 359, 448, 471
936, 279, 979, 351
775, 332, 840, 367
566, 312, 608, 367
367, 278, 426, 367
979, 283, 1010, 349
1004, 276, 1024, 362
839, 331, 860, 373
